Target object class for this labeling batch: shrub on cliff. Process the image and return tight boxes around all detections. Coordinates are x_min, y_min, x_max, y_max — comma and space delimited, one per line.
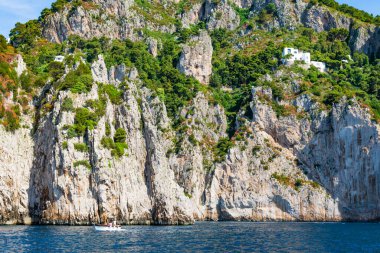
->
59, 63, 93, 93
0, 35, 7, 53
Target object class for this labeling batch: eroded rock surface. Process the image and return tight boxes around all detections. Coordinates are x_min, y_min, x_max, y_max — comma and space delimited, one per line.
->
178, 31, 213, 85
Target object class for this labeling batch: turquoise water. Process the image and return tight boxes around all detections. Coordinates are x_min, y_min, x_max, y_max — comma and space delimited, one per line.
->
0, 222, 379, 252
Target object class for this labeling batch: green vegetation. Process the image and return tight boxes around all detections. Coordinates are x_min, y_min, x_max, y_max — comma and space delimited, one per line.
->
74, 143, 89, 152
10, 20, 41, 50
3, 0, 380, 159
114, 128, 126, 143
64, 36, 203, 120
213, 137, 234, 163
272, 173, 321, 191
66, 107, 100, 138
0, 35, 7, 53
61, 97, 74, 112
209, 26, 380, 129
73, 160, 91, 169
100, 84, 123, 104
59, 63, 93, 93
101, 128, 128, 158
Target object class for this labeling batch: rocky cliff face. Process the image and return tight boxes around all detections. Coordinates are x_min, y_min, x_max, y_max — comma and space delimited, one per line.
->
1, 0, 380, 225
250, 86, 380, 220
42, 0, 380, 57
43, 0, 176, 43
178, 31, 213, 84
2, 52, 379, 225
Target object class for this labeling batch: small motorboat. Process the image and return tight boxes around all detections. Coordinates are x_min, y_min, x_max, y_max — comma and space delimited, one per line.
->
94, 225, 126, 231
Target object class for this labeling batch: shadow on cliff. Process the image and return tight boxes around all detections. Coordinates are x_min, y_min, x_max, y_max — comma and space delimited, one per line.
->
27, 86, 101, 224
296, 108, 380, 221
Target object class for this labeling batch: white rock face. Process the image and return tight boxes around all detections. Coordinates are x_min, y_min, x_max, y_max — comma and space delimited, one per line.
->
1, 55, 380, 224
204, 0, 240, 30
178, 31, 213, 85
41, 0, 380, 57
91, 55, 109, 84
0, 121, 34, 224
42, 0, 175, 43
251, 86, 380, 220
14, 54, 27, 77
180, 3, 204, 28
146, 38, 158, 57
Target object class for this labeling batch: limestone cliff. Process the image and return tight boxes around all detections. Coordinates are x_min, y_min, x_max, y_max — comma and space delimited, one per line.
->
1, 0, 380, 225
1, 53, 379, 224
42, 0, 380, 57
178, 31, 213, 85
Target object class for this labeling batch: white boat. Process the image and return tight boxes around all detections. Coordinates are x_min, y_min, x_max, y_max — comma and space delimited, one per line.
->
94, 225, 126, 231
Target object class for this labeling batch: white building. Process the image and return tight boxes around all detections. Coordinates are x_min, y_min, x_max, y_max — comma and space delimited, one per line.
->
282, 47, 326, 72
54, 55, 65, 62
310, 61, 326, 72
282, 47, 310, 64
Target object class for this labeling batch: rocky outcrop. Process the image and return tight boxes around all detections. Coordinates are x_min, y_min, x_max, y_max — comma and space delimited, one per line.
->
1, 0, 380, 225
146, 37, 159, 57
204, 0, 240, 30
180, 2, 204, 28
42, 0, 176, 43
14, 54, 27, 77
205, 128, 340, 221
41, 0, 380, 57
1, 55, 380, 224
251, 86, 380, 220
0, 126, 33, 224
178, 31, 213, 84
249, 0, 380, 57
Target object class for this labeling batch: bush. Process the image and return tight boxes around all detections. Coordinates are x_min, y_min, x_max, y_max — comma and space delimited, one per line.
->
74, 143, 89, 152
62, 141, 68, 149
327, 28, 349, 42
112, 142, 128, 157
48, 61, 65, 81
61, 97, 74, 112
10, 20, 42, 49
114, 128, 127, 143
271, 173, 291, 186
59, 63, 93, 93
295, 179, 303, 190
84, 99, 106, 117
3, 110, 20, 132
0, 35, 7, 52
105, 122, 111, 136
71, 108, 99, 136
73, 160, 91, 169
214, 137, 234, 163
323, 91, 343, 106
20, 72, 33, 92
252, 145, 261, 156
101, 84, 123, 104
101, 136, 115, 149
101, 136, 128, 158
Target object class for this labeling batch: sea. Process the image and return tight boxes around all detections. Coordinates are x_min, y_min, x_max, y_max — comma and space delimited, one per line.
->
0, 222, 379, 252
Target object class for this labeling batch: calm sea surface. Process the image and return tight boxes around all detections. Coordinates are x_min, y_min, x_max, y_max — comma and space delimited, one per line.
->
0, 222, 379, 252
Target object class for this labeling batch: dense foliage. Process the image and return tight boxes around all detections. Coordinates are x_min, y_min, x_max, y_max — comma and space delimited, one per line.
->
209, 26, 380, 132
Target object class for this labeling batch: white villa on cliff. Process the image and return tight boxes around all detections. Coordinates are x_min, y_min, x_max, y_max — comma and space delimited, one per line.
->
282, 47, 326, 72
54, 55, 65, 62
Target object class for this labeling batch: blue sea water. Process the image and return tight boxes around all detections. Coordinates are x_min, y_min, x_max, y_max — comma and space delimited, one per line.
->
0, 222, 379, 252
